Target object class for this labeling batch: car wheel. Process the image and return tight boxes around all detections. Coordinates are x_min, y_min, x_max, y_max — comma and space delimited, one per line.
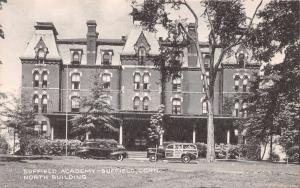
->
181, 155, 191, 163
149, 154, 158, 162
81, 154, 89, 160
115, 154, 124, 162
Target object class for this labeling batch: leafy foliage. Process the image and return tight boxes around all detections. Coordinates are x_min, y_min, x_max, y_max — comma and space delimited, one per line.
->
147, 105, 165, 146
70, 71, 120, 140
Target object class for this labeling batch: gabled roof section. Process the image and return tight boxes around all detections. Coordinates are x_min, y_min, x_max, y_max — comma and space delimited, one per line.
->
20, 22, 61, 60
121, 24, 160, 55
134, 31, 150, 50
34, 37, 47, 51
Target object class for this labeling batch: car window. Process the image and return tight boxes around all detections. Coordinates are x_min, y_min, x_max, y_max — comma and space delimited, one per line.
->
98, 143, 108, 148
175, 145, 183, 149
183, 145, 196, 149
166, 144, 174, 149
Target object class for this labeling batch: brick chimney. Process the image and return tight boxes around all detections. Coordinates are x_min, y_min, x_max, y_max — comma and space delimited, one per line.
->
86, 20, 98, 65
187, 23, 198, 67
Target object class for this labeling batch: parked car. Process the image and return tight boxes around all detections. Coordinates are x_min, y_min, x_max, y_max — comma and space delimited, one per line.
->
147, 143, 198, 163
75, 139, 128, 161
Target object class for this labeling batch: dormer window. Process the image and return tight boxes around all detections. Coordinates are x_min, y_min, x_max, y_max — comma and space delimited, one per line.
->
204, 54, 210, 65
138, 47, 146, 64
71, 50, 82, 65
238, 53, 245, 67
38, 49, 45, 59
101, 50, 113, 65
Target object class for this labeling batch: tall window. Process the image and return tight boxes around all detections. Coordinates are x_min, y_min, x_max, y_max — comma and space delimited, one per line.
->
143, 73, 150, 90
71, 97, 80, 112
72, 51, 80, 64
41, 95, 47, 113
238, 53, 245, 67
242, 101, 247, 118
33, 71, 39, 87
134, 73, 141, 90
172, 98, 181, 114
202, 99, 208, 114
33, 95, 39, 113
133, 96, 140, 110
71, 73, 80, 90
142, 97, 149, 111
41, 71, 48, 88
234, 100, 239, 117
201, 72, 209, 92
242, 75, 248, 92
37, 49, 45, 59
138, 47, 146, 64
172, 77, 181, 91
234, 75, 240, 92
204, 54, 210, 65
102, 73, 111, 89
102, 52, 111, 65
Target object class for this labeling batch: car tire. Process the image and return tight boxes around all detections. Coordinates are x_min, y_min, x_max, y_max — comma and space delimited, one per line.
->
181, 155, 191, 163
115, 154, 124, 162
81, 154, 89, 160
149, 154, 158, 162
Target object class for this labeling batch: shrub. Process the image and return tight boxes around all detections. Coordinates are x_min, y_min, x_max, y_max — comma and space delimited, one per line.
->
286, 146, 299, 162
237, 142, 261, 160
24, 139, 82, 156
0, 137, 8, 154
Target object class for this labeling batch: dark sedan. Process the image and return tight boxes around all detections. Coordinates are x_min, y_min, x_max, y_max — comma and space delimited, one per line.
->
75, 139, 128, 161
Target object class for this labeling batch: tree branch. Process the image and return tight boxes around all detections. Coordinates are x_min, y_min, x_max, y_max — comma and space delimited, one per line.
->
205, 8, 217, 45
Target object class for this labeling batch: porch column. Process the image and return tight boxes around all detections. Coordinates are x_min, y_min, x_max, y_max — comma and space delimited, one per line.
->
119, 122, 123, 145
159, 133, 164, 147
226, 130, 231, 144
51, 125, 54, 140
192, 125, 196, 143
85, 132, 90, 140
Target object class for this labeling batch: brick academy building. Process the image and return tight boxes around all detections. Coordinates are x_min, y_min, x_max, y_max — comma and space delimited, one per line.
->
20, 20, 261, 150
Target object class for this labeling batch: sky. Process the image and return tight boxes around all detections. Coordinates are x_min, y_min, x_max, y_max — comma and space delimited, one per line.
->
0, 0, 267, 96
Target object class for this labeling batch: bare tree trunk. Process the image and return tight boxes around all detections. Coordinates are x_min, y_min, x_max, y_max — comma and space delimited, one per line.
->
206, 91, 215, 162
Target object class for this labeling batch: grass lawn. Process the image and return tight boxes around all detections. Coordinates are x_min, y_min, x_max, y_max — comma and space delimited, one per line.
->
0, 157, 299, 188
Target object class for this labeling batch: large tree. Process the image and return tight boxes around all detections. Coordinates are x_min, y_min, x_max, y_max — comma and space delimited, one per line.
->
70, 71, 120, 141
242, 0, 300, 161
0, 0, 7, 39
134, 0, 262, 162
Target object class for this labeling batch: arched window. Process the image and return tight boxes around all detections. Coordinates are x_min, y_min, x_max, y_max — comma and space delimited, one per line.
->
41, 95, 48, 113
102, 52, 111, 65
134, 73, 141, 90
33, 71, 40, 87
172, 77, 181, 91
172, 98, 181, 114
234, 99, 239, 117
204, 54, 210, 65
234, 75, 240, 92
242, 101, 247, 118
242, 75, 248, 92
133, 96, 140, 110
142, 97, 149, 111
71, 73, 80, 90
238, 53, 245, 67
37, 49, 45, 59
138, 47, 146, 64
41, 71, 48, 88
202, 99, 208, 114
71, 97, 80, 112
33, 95, 39, 113
102, 73, 111, 89
143, 73, 150, 90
